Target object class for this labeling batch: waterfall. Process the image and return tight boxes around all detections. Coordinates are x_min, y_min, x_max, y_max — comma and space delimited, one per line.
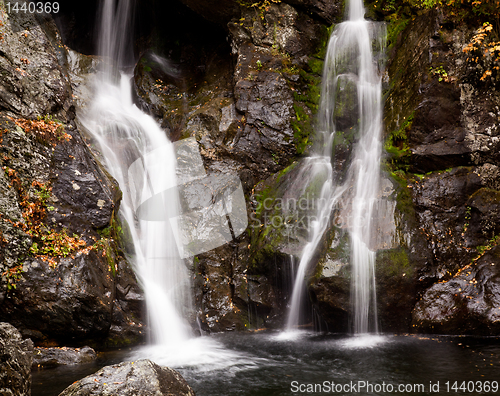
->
285, 0, 384, 334
82, 0, 192, 345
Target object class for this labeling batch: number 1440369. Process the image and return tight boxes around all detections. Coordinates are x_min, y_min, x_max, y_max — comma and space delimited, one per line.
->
445, 381, 498, 393
6, 2, 59, 14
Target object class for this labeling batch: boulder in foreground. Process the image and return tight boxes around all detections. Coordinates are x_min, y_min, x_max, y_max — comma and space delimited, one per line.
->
58, 359, 195, 396
0, 322, 33, 396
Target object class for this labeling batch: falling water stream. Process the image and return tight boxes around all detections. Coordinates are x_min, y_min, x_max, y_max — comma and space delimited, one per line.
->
285, 0, 384, 334
83, 0, 193, 346
91, 0, 382, 347
80, 0, 247, 368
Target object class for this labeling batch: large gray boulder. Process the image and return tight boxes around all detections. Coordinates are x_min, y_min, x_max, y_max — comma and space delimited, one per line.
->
0, 322, 33, 396
58, 359, 195, 396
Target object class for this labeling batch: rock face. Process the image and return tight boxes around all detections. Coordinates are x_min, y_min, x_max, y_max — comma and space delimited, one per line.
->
0, 12, 72, 120
131, 0, 338, 331
382, 10, 500, 334
412, 245, 500, 334
33, 346, 97, 368
4, 0, 499, 339
58, 359, 195, 396
249, 7, 500, 335
0, 322, 33, 396
0, 6, 144, 346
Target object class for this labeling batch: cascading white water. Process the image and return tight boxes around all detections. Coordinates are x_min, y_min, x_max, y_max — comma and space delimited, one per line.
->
78, 0, 258, 371
82, 0, 192, 345
285, 0, 384, 334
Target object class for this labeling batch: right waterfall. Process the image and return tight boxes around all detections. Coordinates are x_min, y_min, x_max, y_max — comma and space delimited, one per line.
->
286, 0, 385, 335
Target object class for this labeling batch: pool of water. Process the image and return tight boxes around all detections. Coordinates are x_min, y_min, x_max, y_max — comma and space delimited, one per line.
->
32, 332, 500, 396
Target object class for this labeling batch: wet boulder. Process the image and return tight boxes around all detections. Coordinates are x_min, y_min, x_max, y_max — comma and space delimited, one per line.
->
194, 245, 248, 332
58, 359, 195, 396
0, 322, 33, 396
33, 346, 96, 368
412, 245, 500, 335
1, 252, 145, 347
2, 254, 114, 345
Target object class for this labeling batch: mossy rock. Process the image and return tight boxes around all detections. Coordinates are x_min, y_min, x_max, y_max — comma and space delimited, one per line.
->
376, 247, 412, 277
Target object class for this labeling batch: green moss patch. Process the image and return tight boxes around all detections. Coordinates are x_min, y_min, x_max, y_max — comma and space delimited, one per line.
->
289, 24, 332, 155
376, 247, 412, 277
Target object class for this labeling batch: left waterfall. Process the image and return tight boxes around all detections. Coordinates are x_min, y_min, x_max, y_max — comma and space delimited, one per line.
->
82, 0, 193, 346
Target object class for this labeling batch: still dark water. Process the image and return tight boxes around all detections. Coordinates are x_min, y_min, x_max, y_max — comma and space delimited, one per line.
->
32, 332, 500, 396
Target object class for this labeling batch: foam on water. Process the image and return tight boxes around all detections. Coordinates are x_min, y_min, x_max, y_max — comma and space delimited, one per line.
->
339, 335, 388, 349
131, 338, 261, 372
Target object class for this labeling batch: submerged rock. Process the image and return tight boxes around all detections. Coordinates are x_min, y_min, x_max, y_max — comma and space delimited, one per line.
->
0, 322, 33, 396
33, 346, 96, 368
58, 359, 195, 396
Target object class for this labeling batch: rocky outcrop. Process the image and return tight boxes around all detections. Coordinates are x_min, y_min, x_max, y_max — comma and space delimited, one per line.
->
0, 6, 144, 346
382, 10, 500, 334
0, 322, 33, 396
33, 346, 96, 368
178, 0, 342, 28
58, 359, 195, 396
413, 245, 500, 334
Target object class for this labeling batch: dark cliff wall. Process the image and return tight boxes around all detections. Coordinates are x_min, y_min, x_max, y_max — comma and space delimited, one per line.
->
2, 0, 499, 343
0, 7, 144, 347
382, 9, 500, 334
